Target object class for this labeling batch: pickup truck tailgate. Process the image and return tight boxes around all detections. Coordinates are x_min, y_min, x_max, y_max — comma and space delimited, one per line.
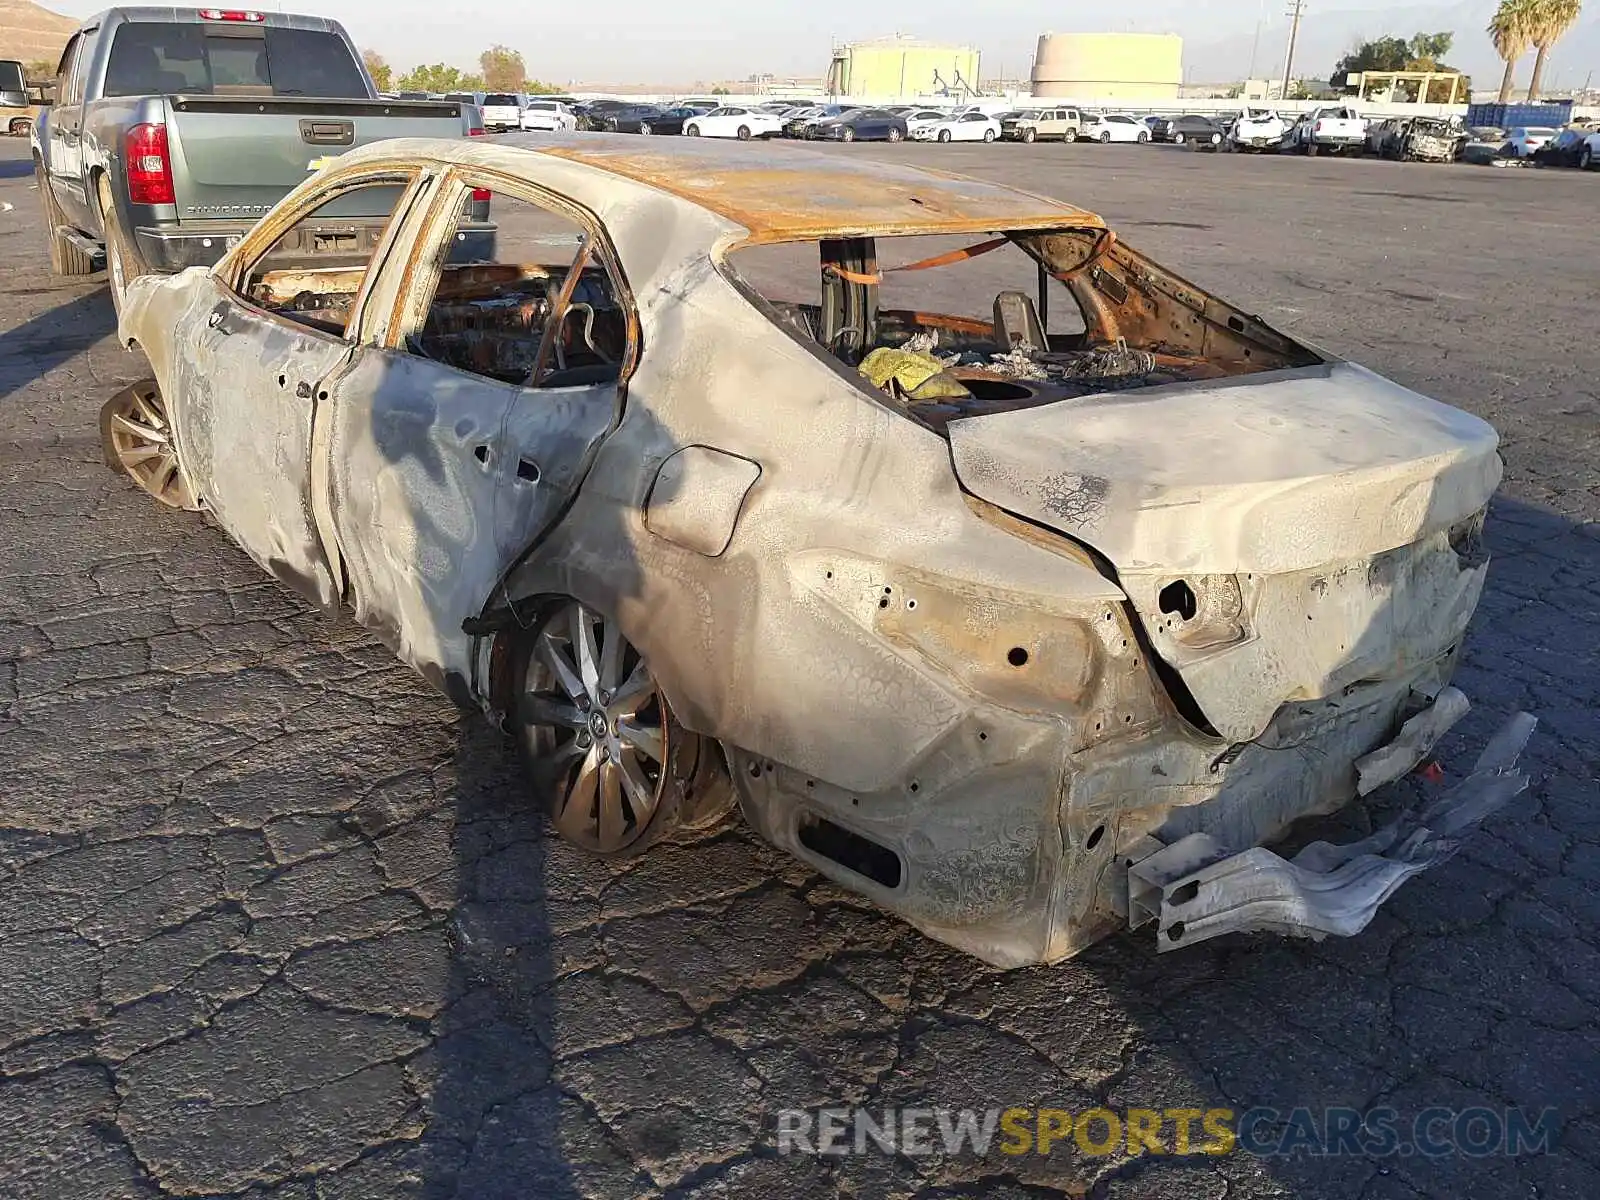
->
164, 97, 464, 220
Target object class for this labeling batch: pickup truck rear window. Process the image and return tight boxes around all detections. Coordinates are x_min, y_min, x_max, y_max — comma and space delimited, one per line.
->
103, 23, 368, 98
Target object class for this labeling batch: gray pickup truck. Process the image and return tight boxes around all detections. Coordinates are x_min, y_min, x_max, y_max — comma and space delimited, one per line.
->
31, 7, 482, 315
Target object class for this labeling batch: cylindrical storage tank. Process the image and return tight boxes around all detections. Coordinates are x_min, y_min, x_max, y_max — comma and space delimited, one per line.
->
1031, 33, 1182, 101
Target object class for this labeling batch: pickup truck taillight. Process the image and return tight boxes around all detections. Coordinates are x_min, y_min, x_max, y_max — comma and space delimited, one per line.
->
471, 188, 491, 201
1314, 120, 1325, 133
125, 123, 175, 205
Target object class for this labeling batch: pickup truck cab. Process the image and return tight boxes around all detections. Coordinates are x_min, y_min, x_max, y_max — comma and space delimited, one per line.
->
31, 7, 478, 315
1285, 106, 1367, 156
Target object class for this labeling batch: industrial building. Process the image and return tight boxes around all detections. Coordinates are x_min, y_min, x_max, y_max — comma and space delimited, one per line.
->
826, 36, 981, 100
1031, 32, 1182, 101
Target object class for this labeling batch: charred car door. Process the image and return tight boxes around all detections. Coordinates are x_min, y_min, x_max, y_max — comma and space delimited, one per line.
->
167, 168, 430, 608
322, 173, 625, 695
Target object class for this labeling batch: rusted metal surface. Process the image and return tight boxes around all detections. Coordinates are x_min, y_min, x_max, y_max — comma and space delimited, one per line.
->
117, 134, 1517, 968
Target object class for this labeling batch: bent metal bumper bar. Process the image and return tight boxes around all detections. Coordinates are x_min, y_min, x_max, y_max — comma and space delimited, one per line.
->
1128, 698, 1538, 952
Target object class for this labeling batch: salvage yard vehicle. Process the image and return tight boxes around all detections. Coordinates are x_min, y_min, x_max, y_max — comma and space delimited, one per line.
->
1229, 109, 1287, 152
30, 7, 477, 318
1283, 106, 1367, 156
1, 59, 44, 137
480, 93, 524, 132
1162, 114, 1223, 149
593, 103, 688, 136
519, 99, 578, 133
1502, 126, 1558, 158
104, 134, 1533, 966
1532, 127, 1588, 167
1081, 112, 1149, 143
1373, 115, 1467, 163
813, 107, 909, 143
1007, 107, 1082, 142
914, 111, 999, 143
684, 105, 785, 139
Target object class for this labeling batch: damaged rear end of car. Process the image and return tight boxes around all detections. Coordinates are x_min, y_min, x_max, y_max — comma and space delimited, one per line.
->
715, 206, 1529, 964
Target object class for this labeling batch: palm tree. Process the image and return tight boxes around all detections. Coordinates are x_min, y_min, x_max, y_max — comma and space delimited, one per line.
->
1488, 0, 1537, 103
1526, 0, 1584, 100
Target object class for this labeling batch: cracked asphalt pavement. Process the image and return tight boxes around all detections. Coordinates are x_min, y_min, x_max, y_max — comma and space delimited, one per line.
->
1, 136, 1598, 1199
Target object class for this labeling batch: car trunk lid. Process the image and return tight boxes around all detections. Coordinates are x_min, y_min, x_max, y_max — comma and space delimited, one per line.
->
947, 363, 1503, 740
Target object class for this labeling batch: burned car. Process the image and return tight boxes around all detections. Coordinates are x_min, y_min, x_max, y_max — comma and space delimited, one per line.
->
105, 136, 1531, 966
1374, 115, 1468, 163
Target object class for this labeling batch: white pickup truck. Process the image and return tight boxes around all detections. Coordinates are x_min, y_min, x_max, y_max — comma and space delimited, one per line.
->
1285, 106, 1368, 156
1230, 109, 1287, 152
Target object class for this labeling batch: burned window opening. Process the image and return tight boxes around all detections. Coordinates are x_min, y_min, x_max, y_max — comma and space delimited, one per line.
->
728, 228, 1322, 438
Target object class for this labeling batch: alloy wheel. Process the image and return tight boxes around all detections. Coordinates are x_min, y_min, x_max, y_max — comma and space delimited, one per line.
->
519, 602, 680, 856
639, 123, 652, 135
100, 380, 193, 509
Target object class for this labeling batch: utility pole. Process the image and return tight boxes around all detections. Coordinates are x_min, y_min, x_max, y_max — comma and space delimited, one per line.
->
1280, 0, 1306, 100
1248, 0, 1265, 81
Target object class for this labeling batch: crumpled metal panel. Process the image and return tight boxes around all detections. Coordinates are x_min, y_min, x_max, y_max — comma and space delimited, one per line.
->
1140, 710, 1536, 950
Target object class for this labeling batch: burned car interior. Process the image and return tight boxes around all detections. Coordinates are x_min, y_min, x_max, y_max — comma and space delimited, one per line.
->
733, 228, 1325, 433
243, 184, 627, 389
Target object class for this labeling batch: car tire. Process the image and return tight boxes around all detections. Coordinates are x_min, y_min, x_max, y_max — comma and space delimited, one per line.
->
983, 128, 996, 142
938, 129, 951, 143
841, 127, 855, 143
1138, 131, 1149, 144
638, 122, 651, 136
506, 600, 696, 859
1581, 146, 1594, 170
100, 379, 194, 509
1173, 132, 1186, 145
888, 126, 903, 142
1099, 131, 1111, 143
736, 125, 751, 140
98, 176, 150, 321
1065, 128, 1078, 141
1022, 127, 1037, 143
36, 158, 96, 277
686, 124, 699, 137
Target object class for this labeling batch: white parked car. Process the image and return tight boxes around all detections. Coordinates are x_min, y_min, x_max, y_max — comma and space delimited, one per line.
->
1503, 126, 1559, 158
903, 108, 953, 138
1582, 131, 1600, 170
519, 100, 578, 133
1082, 113, 1149, 144
914, 111, 1001, 143
683, 106, 787, 140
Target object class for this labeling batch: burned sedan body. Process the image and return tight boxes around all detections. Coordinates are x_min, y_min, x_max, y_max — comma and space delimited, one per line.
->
107, 136, 1531, 967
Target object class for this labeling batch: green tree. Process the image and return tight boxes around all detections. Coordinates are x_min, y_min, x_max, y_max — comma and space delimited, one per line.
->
1489, 0, 1539, 102
394, 63, 482, 94
362, 49, 392, 93
1526, 0, 1583, 99
1330, 32, 1457, 87
479, 45, 526, 92
523, 80, 562, 95
711, 85, 730, 95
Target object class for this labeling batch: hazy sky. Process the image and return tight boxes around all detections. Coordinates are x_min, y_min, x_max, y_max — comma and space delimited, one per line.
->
50, 1, 1598, 85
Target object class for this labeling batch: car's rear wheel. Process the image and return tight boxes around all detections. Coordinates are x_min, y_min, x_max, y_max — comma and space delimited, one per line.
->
1307, 142, 1320, 157
511, 600, 693, 857
736, 125, 751, 140
1099, 131, 1111, 143
1174, 132, 1186, 145
100, 379, 194, 509
638, 122, 652, 135
1022, 127, 1037, 143
841, 127, 855, 143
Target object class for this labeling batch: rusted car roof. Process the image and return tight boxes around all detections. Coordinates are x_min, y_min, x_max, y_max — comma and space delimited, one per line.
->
521, 134, 1106, 240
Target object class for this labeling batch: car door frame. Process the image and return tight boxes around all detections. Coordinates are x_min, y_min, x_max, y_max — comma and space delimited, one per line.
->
317, 161, 641, 695
177, 159, 443, 607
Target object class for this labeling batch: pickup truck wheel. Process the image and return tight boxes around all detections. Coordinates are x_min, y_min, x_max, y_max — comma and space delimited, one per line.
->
1306, 142, 1320, 157
511, 600, 690, 858
36, 160, 96, 277
100, 379, 194, 509
98, 177, 149, 320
